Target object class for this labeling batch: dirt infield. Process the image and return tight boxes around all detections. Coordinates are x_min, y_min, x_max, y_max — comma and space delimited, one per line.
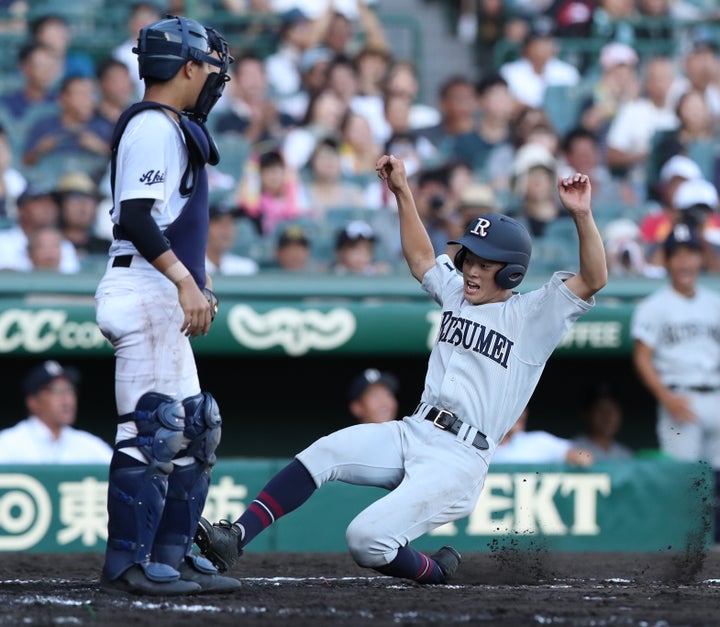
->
2, 548, 719, 626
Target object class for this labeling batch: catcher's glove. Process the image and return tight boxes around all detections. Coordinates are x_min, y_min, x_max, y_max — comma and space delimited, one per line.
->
202, 287, 219, 321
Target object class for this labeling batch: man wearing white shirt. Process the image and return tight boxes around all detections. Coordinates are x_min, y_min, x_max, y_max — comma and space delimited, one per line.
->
0, 360, 113, 464
606, 56, 678, 198
0, 185, 80, 273
499, 28, 580, 109
492, 406, 594, 466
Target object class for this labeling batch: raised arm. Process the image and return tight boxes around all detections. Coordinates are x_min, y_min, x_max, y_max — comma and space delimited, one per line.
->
557, 173, 608, 301
376, 154, 435, 282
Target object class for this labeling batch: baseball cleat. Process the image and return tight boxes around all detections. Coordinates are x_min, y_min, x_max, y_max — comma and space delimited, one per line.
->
194, 517, 243, 573
430, 545, 462, 582
100, 564, 201, 596
178, 559, 241, 593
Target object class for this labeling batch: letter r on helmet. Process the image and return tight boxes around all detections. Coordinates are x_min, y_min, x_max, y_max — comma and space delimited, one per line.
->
470, 217, 491, 238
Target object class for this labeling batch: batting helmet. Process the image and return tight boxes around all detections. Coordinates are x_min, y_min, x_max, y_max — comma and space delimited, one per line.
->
448, 214, 532, 289
133, 15, 231, 82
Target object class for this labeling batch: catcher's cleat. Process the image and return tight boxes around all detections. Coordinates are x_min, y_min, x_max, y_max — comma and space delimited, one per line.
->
194, 517, 243, 573
430, 546, 462, 582
178, 558, 242, 593
100, 565, 201, 596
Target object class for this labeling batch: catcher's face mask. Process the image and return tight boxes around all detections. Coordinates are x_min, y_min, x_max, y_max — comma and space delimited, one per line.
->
188, 26, 233, 124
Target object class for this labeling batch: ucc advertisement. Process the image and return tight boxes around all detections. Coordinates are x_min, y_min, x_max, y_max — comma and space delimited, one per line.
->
0, 301, 630, 357
0, 459, 712, 553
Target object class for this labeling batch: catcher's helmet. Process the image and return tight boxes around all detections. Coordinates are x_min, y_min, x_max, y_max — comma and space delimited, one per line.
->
133, 15, 231, 82
448, 214, 532, 289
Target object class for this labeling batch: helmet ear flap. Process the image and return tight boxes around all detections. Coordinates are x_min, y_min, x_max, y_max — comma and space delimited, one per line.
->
494, 263, 526, 289
453, 248, 466, 271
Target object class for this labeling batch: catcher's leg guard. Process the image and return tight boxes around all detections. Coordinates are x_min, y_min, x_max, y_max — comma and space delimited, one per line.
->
103, 393, 187, 583
153, 393, 237, 590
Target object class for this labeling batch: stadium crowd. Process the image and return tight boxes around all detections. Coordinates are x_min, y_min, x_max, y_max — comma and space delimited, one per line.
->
0, 0, 718, 277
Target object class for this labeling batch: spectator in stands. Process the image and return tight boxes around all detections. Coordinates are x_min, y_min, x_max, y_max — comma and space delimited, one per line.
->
381, 60, 440, 131
355, 44, 392, 101
647, 90, 716, 197
667, 32, 720, 125
411, 165, 453, 255
27, 225, 65, 271
486, 104, 555, 194
0, 184, 79, 272
453, 71, 514, 177
414, 75, 477, 163
112, 2, 163, 100
22, 75, 112, 181
602, 217, 660, 278
669, 178, 720, 273
55, 171, 111, 258
265, 7, 315, 104
327, 54, 386, 145
272, 223, 313, 272
0, 360, 113, 464
498, 26, 580, 111
457, 0, 513, 67
338, 109, 383, 177
0, 122, 27, 218
277, 44, 334, 122
507, 142, 569, 238
237, 149, 309, 235
590, 0, 641, 44
332, 219, 389, 275
605, 56, 677, 202
212, 51, 295, 151
316, 0, 388, 59
29, 13, 95, 80
305, 137, 367, 217
94, 58, 135, 136
579, 41, 640, 152
0, 42, 61, 122
492, 405, 594, 466
282, 86, 346, 171
572, 383, 634, 460
348, 368, 399, 424
639, 155, 704, 262
205, 203, 259, 276
558, 126, 631, 209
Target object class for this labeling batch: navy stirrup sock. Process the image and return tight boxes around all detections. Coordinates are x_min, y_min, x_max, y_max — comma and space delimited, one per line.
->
374, 546, 445, 584
236, 459, 316, 547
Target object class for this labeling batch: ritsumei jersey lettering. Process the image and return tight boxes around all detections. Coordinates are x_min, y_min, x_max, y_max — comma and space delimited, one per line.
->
420, 255, 594, 446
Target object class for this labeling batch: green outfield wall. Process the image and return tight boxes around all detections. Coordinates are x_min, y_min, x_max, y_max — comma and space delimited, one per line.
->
0, 459, 712, 554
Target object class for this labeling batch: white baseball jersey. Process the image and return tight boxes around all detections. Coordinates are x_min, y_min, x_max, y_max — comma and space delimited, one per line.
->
631, 285, 720, 388
420, 255, 594, 447
108, 109, 188, 259
631, 284, 720, 466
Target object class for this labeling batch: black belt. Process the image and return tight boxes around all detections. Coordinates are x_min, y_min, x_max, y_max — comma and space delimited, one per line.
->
417, 403, 489, 450
112, 255, 133, 268
669, 385, 720, 393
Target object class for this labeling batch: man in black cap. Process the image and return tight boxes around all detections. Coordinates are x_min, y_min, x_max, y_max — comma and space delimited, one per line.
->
274, 223, 313, 272
348, 368, 399, 424
0, 360, 113, 463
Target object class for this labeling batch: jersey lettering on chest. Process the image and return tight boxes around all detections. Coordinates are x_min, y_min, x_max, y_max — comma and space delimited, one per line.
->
659, 321, 720, 346
437, 310, 514, 368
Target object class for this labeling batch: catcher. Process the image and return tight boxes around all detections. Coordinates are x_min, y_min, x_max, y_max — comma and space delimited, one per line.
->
94, 15, 236, 595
